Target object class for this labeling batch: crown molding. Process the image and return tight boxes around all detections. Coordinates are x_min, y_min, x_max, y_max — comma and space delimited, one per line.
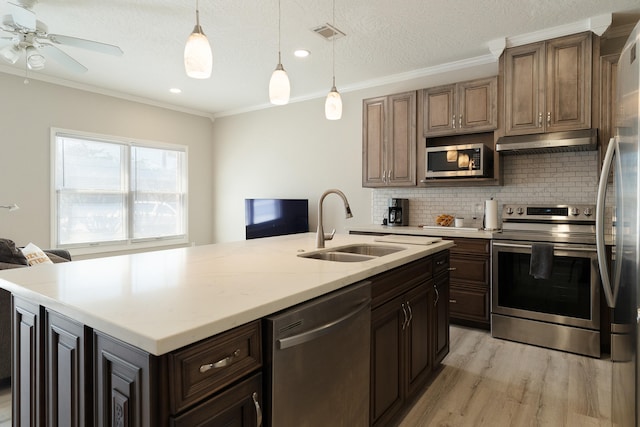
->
506, 13, 612, 48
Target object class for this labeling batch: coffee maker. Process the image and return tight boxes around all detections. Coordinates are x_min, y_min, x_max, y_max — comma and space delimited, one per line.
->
388, 198, 409, 226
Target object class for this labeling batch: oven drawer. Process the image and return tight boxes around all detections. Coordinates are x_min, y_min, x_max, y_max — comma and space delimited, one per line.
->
450, 285, 489, 322
167, 320, 262, 414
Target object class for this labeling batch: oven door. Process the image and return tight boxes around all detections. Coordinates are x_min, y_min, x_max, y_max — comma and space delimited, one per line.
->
492, 240, 600, 331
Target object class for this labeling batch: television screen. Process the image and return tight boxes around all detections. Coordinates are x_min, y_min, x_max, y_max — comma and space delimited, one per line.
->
245, 199, 309, 239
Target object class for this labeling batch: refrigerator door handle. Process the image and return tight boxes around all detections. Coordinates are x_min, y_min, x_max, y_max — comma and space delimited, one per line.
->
596, 137, 618, 308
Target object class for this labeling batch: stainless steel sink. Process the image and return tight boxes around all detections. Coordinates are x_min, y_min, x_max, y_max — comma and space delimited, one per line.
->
332, 244, 404, 257
299, 252, 376, 262
298, 244, 406, 262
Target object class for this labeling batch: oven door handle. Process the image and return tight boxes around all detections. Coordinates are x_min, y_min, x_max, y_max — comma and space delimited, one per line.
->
492, 242, 596, 252
596, 137, 620, 308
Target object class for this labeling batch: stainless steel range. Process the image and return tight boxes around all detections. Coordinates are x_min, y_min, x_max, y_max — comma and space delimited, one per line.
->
491, 204, 601, 357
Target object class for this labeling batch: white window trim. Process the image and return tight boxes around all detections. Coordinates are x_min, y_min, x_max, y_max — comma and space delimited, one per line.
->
50, 127, 189, 256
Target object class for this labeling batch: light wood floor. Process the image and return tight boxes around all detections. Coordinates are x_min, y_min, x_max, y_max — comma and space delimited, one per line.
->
0, 326, 613, 427
397, 326, 613, 427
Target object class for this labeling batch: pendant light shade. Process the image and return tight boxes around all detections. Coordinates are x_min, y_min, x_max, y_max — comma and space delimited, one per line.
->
325, 81, 342, 120
184, 1, 212, 79
269, 0, 290, 105
325, 0, 341, 120
269, 58, 290, 105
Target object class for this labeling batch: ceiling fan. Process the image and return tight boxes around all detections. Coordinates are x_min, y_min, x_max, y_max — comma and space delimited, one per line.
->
0, 1, 123, 73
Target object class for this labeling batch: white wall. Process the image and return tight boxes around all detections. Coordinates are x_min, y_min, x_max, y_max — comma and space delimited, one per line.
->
0, 72, 215, 254
211, 62, 498, 242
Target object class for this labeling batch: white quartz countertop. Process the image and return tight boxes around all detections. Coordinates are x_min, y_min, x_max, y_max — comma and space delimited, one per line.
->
349, 224, 495, 239
0, 233, 453, 356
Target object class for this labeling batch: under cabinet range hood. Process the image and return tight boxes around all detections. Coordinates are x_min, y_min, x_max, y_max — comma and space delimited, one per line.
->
496, 129, 598, 154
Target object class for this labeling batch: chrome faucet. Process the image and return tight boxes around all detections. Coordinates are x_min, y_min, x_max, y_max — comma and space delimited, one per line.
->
317, 189, 353, 248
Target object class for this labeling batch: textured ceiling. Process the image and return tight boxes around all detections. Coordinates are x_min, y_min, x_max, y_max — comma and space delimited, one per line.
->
0, 0, 639, 118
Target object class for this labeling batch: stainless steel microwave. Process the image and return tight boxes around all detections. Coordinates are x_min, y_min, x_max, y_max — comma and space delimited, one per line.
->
425, 143, 492, 178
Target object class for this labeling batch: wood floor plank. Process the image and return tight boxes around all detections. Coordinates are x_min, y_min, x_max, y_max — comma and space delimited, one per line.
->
398, 326, 613, 427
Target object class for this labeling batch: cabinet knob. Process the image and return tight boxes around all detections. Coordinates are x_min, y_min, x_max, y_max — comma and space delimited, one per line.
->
452, 114, 456, 128
547, 111, 551, 125
538, 112, 543, 126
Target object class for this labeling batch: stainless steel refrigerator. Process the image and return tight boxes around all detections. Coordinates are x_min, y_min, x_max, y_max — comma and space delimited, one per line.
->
597, 20, 640, 427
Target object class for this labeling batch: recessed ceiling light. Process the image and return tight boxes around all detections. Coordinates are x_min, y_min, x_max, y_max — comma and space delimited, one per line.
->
169, 88, 182, 94
294, 49, 310, 58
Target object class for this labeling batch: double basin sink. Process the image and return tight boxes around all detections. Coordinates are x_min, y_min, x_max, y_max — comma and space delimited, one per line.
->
298, 244, 405, 262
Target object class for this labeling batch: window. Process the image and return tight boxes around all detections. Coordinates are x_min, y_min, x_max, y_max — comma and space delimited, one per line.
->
52, 129, 187, 251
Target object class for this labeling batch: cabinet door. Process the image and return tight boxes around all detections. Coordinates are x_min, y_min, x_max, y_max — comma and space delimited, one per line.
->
170, 373, 263, 427
12, 297, 43, 427
599, 53, 619, 168
404, 283, 432, 398
370, 296, 404, 427
45, 309, 89, 427
504, 42, 545, 136
423, 84, 456, 136
432, 272, 450, 366
458, 77, 497, 133
545, 32, 592, 132
387, 91, 416, 186
362, 96, 387, 187
94, 331, 157, 427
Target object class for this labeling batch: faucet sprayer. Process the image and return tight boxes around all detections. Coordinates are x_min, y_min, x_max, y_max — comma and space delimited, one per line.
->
316, 189, 353, 248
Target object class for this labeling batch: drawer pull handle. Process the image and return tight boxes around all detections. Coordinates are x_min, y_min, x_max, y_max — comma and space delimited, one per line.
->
406, 301, 413, 327
401, 303, 409, 330
436, 260, 446, 265
448, 267, 456, 271
434, 285, 440, 306
449, 299, 457, 304
252, 392, 263, 427
199, 349, 241, 373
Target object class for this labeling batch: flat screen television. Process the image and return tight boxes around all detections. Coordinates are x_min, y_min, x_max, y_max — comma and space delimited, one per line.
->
245, 198, 309, 239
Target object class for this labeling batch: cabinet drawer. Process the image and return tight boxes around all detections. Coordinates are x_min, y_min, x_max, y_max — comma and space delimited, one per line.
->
433, 251, 449, 275
170, 373, 263, 427
168, 320, 262, 414
449, 286, 489, 322
447, 238, 490, 255
450, 256, 489, 285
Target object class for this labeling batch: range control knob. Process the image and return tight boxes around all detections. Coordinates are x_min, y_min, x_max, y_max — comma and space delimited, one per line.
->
570, 207, 580, 216
516, 207, 524, 215
584, 208, 593, 217
505, 207, 514, 215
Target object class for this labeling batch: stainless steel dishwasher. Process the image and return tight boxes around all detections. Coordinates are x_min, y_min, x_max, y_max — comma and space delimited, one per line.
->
265, 280, 371, 427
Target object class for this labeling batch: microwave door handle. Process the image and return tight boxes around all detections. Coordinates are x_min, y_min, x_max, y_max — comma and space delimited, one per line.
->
596, 137, 617, 308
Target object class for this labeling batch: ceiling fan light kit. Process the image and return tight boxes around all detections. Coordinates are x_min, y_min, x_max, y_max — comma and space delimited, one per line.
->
269, 0, 290, 105
0, 2, 123, 74
184, 0, 212, 79
0, 43, 20, 64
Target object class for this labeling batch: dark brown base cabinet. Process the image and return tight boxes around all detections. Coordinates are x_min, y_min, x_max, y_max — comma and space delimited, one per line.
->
12, 295, 264, 427
11, 251, 449, 427
447, 238, 491, 329
370, 252, 450, 427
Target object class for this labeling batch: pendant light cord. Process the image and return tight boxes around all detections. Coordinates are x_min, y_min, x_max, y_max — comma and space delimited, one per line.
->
332, 0, 335, 83
278, 0, 282, 63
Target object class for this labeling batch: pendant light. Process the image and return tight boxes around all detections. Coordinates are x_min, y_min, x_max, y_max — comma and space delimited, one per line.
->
325, 0, 342, 120
184, 0, 212, 79
269, 0, 290, 105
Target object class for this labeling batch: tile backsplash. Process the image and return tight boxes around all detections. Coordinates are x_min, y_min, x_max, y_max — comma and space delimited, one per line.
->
372, 150, 612, 229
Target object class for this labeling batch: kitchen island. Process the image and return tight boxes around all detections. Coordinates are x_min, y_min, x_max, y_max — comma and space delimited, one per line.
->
0, 232, 453, 426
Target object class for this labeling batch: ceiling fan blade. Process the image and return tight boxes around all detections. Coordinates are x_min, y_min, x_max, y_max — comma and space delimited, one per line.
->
47, 34, 123, 56
7, 2, 36, 31
39, 43, 88, 73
